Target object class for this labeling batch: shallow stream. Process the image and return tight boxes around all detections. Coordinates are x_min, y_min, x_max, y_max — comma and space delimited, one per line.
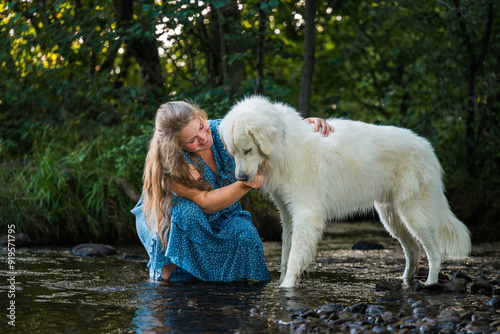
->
1, 222, 499, 333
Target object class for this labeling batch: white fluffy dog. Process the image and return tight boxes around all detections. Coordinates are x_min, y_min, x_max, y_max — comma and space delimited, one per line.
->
219, 95, 471, 288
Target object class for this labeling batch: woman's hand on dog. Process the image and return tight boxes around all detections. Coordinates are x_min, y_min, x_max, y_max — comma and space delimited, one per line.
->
303, 117, 334, 137
241, 174, 265, 189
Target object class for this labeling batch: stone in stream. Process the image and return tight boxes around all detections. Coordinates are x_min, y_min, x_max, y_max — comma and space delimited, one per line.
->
375, 280, 402, 291
444, 278, 469, 293
352, 241, 384, 250
1, 233, 34, 247
486, 297, 500, 308
72, 243, 117, 257
451, 270, 473, 282
471, 281, 493, 295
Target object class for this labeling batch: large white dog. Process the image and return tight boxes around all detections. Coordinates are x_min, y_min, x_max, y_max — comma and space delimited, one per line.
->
219, 95, 471, 288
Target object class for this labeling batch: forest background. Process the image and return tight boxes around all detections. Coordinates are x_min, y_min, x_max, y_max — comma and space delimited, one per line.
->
1, 0, 498, 245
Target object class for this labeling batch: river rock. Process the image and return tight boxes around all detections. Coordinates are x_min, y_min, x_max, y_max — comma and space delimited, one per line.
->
452, 270, 472, 282
444, 278, 468, 293
0, 233, 34, 247
344, 302, 367, 314
486, 297, 500, 308
352, 241, 384, 250
423, 282, 448, 293
437, 309, 460, 322
376, 280, 402, 291
471, 281, 493, 295
366, 305, 386, 316
72, 243, 117, 257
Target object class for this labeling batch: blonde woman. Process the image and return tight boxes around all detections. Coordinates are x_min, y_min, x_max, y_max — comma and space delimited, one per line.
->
132, 101, 333, 282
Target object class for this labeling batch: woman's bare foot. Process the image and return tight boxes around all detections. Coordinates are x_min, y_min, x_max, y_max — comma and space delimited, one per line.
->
161, 263, 178, 280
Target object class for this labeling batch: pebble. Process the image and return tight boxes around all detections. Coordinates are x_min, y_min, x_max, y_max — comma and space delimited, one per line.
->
274, 269, 500, 334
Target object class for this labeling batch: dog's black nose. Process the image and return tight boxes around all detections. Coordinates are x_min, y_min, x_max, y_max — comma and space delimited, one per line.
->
237, 174, 249, 181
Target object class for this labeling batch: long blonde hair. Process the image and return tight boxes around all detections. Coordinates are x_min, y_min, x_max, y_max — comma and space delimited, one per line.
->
142, 101, 212, 247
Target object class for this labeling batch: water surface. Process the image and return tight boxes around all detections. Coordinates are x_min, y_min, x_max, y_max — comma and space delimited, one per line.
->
1, 222, 498, 333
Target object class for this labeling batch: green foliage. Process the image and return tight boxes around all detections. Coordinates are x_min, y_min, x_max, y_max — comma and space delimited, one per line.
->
1, 0, 498, 243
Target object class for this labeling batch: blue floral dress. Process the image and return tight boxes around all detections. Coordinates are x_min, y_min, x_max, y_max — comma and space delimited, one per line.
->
132, 119, 271, 282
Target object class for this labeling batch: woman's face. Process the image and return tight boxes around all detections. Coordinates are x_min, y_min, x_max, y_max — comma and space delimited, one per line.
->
178, 118, 213, 153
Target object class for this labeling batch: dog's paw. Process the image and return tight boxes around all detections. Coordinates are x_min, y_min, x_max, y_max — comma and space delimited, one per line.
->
279, 277, 296, 288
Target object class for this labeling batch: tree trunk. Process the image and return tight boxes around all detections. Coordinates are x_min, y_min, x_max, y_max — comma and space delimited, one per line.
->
452, 0, 493, 178
255, 1, 267, 95
113, 0, 164, 98
298, 0, 317, 117
213, 0, 247, 96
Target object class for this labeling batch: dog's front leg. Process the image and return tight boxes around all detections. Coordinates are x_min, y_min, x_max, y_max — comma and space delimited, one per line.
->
280, 208, 326, 288
279, 213, 293, 284
272, 194, 293, 284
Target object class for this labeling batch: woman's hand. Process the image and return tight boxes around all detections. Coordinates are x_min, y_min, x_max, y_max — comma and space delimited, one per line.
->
241, 174, 265, 189
303, 117, 334, 137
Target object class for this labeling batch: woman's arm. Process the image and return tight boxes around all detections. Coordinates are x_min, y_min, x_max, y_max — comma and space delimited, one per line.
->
172, 175, 264, 214
303, 117, 334, 137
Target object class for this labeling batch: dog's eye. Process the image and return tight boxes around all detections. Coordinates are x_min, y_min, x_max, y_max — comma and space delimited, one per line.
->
243, 149, 252, 155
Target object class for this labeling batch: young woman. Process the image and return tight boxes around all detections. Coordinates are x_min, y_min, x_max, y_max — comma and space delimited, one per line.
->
132, 101, 333, 282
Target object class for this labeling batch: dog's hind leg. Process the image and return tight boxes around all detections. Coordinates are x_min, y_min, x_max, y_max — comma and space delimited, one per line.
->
375, 201, 421, 283
280, 208, 326, 288
395, 200, 443, 286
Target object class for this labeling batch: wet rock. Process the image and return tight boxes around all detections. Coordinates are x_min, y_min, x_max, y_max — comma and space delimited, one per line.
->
459, 310, 473, 321
320, 303, 344, 311
418, 321, 437, 333
344, 302, 367, 314
471, 281, 493, 295
72, 243, 117, 257
486, 297, 500, 308
381, 311, 398, 324
366, 305, 386, 316
413, 307, 428, 319
315, 307, 337, 316
444, 278, 468, 293
464, 320, 491, 333
411, 300, 426, 308
293, 309, 318, 319
413, 282, 425, 292
416, 266, 429, 277
471, 312, 492, 322
423, 282, 448, 293
376, 280, 402, 291
437, 309, 461, 323
1, 233, 33, 247
372, 325, 389, 333
352, 241, 384, 250
452, 270, 473, 282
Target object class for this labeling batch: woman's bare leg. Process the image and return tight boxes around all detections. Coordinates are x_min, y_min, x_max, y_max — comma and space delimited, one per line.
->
161, 263, 178, 280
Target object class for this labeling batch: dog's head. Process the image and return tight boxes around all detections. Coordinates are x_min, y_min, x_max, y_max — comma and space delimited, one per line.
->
219, 96, 281, 181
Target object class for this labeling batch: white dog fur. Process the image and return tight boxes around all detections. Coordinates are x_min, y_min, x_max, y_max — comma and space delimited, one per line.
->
219, 95, 471, 288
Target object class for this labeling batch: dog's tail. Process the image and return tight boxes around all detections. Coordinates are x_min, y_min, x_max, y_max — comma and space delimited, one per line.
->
439, 206, 471, 259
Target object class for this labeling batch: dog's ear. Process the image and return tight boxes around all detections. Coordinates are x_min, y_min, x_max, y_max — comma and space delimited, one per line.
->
246, 126, 276, 155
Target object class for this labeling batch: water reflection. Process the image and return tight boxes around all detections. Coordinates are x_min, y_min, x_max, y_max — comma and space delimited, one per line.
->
132, 280, 274, 334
